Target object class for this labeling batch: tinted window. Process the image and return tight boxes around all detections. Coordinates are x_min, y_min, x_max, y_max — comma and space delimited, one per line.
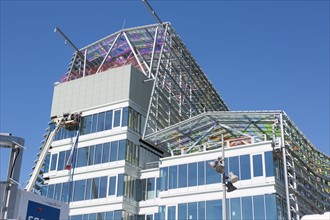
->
265, 151, 274, 177
265, 194, 277, 219
147, 178, 155, 199
48, 184, 54, 199
61, 182, 69, 203
91, 114, 98, 133
77, 147, 88, 167
54, 183, 62, 201
188, 163, 197, 187
94, 144, 102, 164
229, 156, 239, 177
102, 142, 110, 163
117, 174, 124, 196
88, 146, 95, 165
240, 155, 251, 180
110, 141, 118, 162
169, 166, 178, 189
167, 206, 176, 220
206, 160, 220, 184
160, 167, 168, 191
188, 202, 197, 220
99, 176, 107, 198
105, 110, 113, 130
91, 177, 100, 199
73, 180, 86, 201
113, 110, 121, 127
44, 153, 50, 172
178, 204, 187, 220
198, 161, 205, 185
50, 154, 58, 171
198, 201, 206, 220
97, 112, 105, 132
253, 154, 263, 177
253, 195, 265, 219
85, 179, 92, 200
206, 200, 221, 220
242, 196, 253, 219
58, 151, 66, 170
118, 140, 126, 160
230, 198, 241, 220
178, 164, 187, 188
109, 176, 116, 196
122, 107, 128, 127
81, 115, 92, 135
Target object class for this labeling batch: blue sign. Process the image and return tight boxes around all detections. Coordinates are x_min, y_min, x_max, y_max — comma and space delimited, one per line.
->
26, 200, 60, 220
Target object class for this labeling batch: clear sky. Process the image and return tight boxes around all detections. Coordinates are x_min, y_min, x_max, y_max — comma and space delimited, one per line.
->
1, 0, 329, 186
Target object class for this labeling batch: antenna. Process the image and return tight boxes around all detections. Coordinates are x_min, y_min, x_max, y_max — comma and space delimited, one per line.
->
142, 0, 163, 25
54, 27, 92, 69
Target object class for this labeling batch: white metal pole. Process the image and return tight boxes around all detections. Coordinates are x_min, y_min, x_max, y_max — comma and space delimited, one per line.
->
222, 134, 227, 220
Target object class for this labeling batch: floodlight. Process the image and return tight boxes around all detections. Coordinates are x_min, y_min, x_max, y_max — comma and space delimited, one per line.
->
226, 181, 237, 192
208, 159, 225, 174
228, 172, 239, 183
208, 160, 218, 169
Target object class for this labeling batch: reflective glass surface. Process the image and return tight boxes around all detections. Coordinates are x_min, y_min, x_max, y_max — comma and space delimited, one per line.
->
240, 154, 251, 180
253, 154, 263, 177
265, 151, 274, 177
188, 163, 197, 187
169, 166, 178, 189
253, 195, 265, 219
178, 164, 187, 188
198, 161, 205, 185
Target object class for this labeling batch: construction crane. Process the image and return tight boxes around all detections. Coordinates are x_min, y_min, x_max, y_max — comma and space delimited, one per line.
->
25, 112, 81, 192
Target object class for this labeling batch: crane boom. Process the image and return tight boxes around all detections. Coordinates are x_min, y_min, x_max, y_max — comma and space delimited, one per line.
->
25, 113, 81, 192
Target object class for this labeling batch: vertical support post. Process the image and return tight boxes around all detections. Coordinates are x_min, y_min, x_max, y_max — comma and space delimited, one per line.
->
83, 49, 87, 77
280, 113, 292, 220
222, 134, 227, 220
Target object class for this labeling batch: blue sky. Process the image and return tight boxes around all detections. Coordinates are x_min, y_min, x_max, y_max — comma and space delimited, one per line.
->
1, 0, 329, 186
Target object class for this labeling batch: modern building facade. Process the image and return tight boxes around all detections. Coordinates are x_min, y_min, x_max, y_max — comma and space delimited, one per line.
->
29, 23, 330, 220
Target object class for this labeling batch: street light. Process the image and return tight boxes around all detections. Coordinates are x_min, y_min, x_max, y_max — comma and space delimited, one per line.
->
208, 134, 239, 220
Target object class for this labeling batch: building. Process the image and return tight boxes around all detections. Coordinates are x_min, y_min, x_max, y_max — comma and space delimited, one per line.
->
28, 23, 330, 219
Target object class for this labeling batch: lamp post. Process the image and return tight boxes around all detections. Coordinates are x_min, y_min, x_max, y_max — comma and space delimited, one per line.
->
208, 134, 239, 220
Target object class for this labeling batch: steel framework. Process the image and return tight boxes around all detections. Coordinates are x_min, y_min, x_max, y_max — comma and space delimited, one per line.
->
61, 23, 229, 137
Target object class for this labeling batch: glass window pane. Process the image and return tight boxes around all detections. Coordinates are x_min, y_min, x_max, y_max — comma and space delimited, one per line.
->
97, 112, 105, 132
156, 177, 160, 198
169, 166, 178, 189
206, 160, 221, 184
114, 210, 122, 220
81, 115, 92, 135
198, 161, 205, 185
230, 198, 241, 220
44, 153, 50, 172
122, 107, 128, 127
73, 180, 86, 201
110, 141, 118, 162
94, 144, 102, 165
253, 195, 265, 219
89, 213, 97, 220
242, 196, 253, 219
265, 194, 277, 219
188, 163, 197, 187
240, 155, 251, 180
178, 164, 187, 188
58, 151, 65, 171
47, 184, 54, 199
253, 154, 263, 177
229, 156, 239, 177
91, 177, 100, 199
147, 178, 155, 200
102, 142, 110, 163
88, 145, 95, 166
188, 202, 197, 220
117, 174, 124, 196
50, 154, 58, 171
178, 204, 187, 220
54, 183, 62, 201
77, 147, 88, 167
198, 201, 206, 220
167, 206, 176, 220
41, 185, 48, 197
61, 182, 69, 203
265, 151, 274, 177
106, 211, 114, 220
85, 179, 91, 200
206, 200, 221, 220
71, 215, 83, 220
99, 176, 107, 198
113, 110, 121, 127
109, 176, 116, 196
91, 114, 98, 133
146, 214, 153, 220
118, 140, 126, 160
105, 110, 113, 130
160, 167, 168, 191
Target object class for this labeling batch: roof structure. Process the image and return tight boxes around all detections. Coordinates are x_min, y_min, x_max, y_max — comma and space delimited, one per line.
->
61, 23, 229, 136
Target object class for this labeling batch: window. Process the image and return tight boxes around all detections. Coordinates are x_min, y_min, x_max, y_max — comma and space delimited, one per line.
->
265, 194, 277, 219
178, 164, 187, 188
188, 202, 197, 220
85, 179, 92, 200
230, 198, 241, 220
50, 154, 58, 171
109, 176, 117, 196
198, 161, 205, 185
48, 184, 54, 199
117, 174, 124, 196
54, 183, 62, 201
198, 201, 206, 220
105, 110, 113, 130
110, 141, 118, 162
94, 144, 102, 164
169, 166, 178, 189
113, 110, 121, 127
265, 151, 274, 177
147, 178, 155, 199
91, 177, 100, 199
206, 160, 220, 184
188, 163, 197, 187
61, 182, 69, 203
253, 195, 265, 219
253, 154, 263, 177
122, 107, 128, 127
229, 156, 239, 177
242, 196, 253, 219
73, 180, 86, 201
118, 140, 126, 160
99, 176, 107, 198
102, 142, 110, 163
88, 145, 95, 166
178, 204, 187, 220
240, 155, 251, 180
58, 151, 66, 171
167, 206, 176, 220
97, 112, 105, 132
206, 200, 221, 220
44, 153, 50, 172
91, 114, 98, 133
77, 147, 88, 167
160, 167, 168, 191
81, 115, 92, 135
